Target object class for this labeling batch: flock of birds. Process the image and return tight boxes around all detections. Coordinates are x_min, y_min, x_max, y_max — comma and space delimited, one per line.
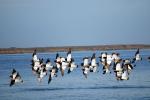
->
10, 48, 146, 87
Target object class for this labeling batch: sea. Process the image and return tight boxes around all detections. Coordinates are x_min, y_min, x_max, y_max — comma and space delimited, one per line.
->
0, 49, 150, 100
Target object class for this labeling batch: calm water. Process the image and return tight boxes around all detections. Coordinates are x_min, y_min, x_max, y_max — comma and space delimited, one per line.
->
0, 49, 150, 100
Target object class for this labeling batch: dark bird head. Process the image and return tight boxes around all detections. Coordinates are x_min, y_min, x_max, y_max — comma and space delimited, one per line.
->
135, 48, 140, 55
67, 48, 71, 55
12, 68, 17, 74
56, 53, 59, 59
91, 53, 96, 60
32, 49, 37, 56
46, 58, 50, 63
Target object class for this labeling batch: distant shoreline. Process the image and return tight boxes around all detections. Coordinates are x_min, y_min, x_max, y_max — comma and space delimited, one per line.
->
0, 44, 150, 54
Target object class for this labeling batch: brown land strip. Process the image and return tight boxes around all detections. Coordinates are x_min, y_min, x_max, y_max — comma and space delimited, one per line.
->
0, 44, 150, 54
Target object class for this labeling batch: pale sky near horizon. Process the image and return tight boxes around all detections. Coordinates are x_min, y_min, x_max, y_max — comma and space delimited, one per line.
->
0, 0, 150, 48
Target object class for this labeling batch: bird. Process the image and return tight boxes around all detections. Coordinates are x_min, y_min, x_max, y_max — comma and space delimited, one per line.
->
30, 49, 141, 85
89, 53, 99, 72
60, 58, 69, 76
132, 49, 142, 63
67, 58, 78, 74
54, 53, 61, 69
48, 66, 58, 84
123, 59, 134, 73
99, 52, 107, 62
31, 50, 41, 74
121, 69, 129, 80
9, 69, 23, 87
112, 53, 121, 71
54, 52, 69, 76
121, 60, 130, 80
32, 49, 39, 62
114, 59, 123, 80
100, 52, 111, 74
37, 65, 47, 82
81, 57, 90, 78
45, 58, 53, 71
106, 54, 113, 66
66, 48, 72, 63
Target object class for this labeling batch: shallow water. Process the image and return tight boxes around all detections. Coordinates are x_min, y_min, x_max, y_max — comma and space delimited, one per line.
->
0, 49, 150, 100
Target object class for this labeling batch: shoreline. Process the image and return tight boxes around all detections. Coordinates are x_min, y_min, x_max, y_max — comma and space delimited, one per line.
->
0, 44, 150, 54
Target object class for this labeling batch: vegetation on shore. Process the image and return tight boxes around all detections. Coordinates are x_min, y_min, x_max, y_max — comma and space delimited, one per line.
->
0, 44, 150, 54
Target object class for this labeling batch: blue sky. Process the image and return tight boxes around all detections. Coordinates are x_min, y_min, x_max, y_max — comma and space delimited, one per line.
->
0, 0, 150, 48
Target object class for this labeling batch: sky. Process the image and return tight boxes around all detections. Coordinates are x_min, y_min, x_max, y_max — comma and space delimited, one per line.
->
0, 0, 150, 48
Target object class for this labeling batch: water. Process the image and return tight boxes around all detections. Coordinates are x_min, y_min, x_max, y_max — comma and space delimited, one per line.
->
0, 49, 150, 100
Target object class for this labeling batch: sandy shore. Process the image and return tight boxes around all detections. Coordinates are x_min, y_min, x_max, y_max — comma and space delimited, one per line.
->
0, 44, 150, 54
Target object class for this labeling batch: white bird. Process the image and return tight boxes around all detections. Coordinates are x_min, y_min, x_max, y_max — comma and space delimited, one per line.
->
68, 58, 78, 74
55, 53, 62, 69
121, 70, 129, 80
45, 59, 53, 71
48, 66, 58, 84
100, 52, 107, 62
32, 49, 39, 62
106, 54, 112, 66
100, 52, 112, 74
81, 57, 90, 78
9, 69, 23, 87
114, 59, 123, 80
67, 49, 72, 63
132, 49, 142, 63
38, 66, 47, 82
90, 53, 99, 72
60, 60, 69, 76
124, 59, 133, 72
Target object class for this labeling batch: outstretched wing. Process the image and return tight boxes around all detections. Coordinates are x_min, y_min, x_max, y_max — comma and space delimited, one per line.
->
48, 74, 52, 84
